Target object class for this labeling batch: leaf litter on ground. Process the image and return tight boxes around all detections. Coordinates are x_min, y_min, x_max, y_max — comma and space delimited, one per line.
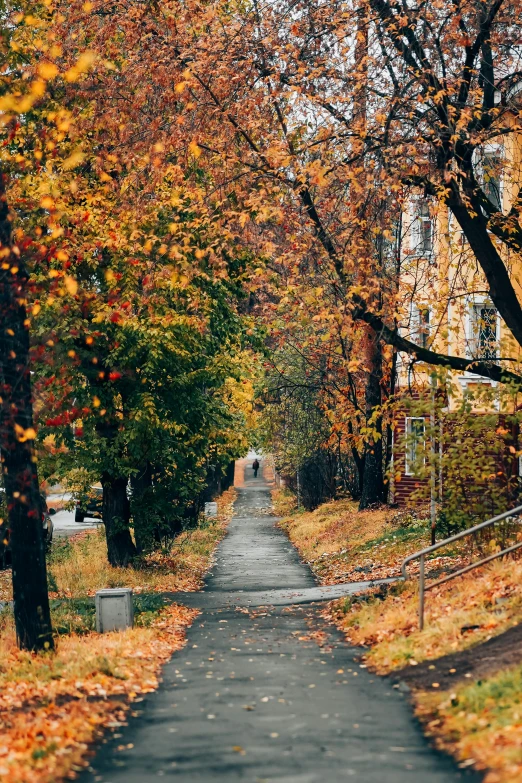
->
0, 603, 197, 783
278, 493, 522, 782
0, 487, 236, 782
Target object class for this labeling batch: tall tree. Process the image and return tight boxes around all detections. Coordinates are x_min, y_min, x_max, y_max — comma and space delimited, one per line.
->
0, 0, 63, 650
0, 173, 53, 650
0, 0, 96, 645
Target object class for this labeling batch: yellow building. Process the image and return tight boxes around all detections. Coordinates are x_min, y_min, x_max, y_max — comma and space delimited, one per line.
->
392, 109, 522, 508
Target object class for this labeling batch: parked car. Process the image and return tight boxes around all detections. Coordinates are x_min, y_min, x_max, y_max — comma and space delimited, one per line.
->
0, 488, 54, 567
75, 485, 103, 523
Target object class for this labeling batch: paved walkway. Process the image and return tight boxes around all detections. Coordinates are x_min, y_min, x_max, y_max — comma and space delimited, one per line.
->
82, 474, 480, 782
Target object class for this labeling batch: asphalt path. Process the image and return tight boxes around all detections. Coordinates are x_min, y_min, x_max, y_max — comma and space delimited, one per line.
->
81, 472, 480, 783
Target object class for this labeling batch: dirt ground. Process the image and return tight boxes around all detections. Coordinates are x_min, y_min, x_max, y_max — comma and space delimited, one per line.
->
392, 622, 522, 691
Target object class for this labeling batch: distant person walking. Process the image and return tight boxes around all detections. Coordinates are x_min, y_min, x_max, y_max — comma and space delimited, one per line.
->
252, 458, 260, 478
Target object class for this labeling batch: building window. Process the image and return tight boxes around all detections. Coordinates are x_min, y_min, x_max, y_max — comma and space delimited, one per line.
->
405, 417, 425, 476
470, 303, 498, 360
411, 304, 430, 349
473, 146, 503, 212
482, 150, 503, 211
412, 200, 433, 256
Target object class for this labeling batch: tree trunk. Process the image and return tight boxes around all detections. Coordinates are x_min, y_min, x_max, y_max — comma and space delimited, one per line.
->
102, 473, 136, 566
384, 346, 398, 504
0, 173, 54, 651
346, 420, 364, 499
222, 460, 235, 491
359, 330, 385, 510
130, 462, 153, 553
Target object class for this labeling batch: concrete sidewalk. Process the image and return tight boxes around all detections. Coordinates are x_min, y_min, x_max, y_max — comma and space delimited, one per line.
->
81, 471, 480, 782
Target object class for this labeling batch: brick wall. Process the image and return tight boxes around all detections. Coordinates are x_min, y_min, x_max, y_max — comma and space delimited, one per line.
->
392, 407, 520, 508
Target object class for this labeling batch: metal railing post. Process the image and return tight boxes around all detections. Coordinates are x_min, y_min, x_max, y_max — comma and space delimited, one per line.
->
419, 554, 425, 631
401, 503, 522, 631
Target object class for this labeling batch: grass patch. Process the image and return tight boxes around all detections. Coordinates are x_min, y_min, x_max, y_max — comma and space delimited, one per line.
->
272, 488, 297, 517
331, 556, 522, 672
278, 495, 476, 587
416, 663, 522, 782
276, 496, 436, 583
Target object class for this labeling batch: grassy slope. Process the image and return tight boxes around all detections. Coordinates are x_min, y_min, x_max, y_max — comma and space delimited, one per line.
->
277, 491, 522, 783
0, 487, 236, 782
274, 489, 453, 584
333, 558, 522, 670
416, 665, 522, 783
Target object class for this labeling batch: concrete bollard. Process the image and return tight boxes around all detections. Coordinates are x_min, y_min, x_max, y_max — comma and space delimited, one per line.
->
95, 588, 134, 633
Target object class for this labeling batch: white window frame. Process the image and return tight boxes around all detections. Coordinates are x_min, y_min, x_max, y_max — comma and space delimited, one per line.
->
465, 298, 500, 362
404, 417, 426, 476
409, 197, 434, 258
410, 303, 430, 349
473, 143, 504, 213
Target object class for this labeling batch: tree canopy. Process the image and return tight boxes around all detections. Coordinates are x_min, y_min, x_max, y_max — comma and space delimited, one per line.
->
2, 0, 522, 647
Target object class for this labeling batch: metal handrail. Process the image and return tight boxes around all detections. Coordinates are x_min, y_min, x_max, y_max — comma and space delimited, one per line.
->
401, 503, 522, 629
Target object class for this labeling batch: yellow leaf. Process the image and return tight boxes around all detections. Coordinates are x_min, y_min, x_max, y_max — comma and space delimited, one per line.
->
188, 141, 201, 158
64, 51, 96, 82
76, 51, 96, 71
14, 424, 36, 442
65, 276, 78, 296
38, 62, 59, 80
30, 80, 47, 97
63, 150, 85, 170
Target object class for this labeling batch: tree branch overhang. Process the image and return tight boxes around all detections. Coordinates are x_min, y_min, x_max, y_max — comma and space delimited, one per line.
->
352, 298, 522, 386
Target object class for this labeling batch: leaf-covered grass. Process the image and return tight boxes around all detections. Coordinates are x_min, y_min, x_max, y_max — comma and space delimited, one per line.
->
272, 487, 298, 517
416, 664, 522, 783
331, 556, 522, 672
276, 494, 437, 583
0, 603, 197, 783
